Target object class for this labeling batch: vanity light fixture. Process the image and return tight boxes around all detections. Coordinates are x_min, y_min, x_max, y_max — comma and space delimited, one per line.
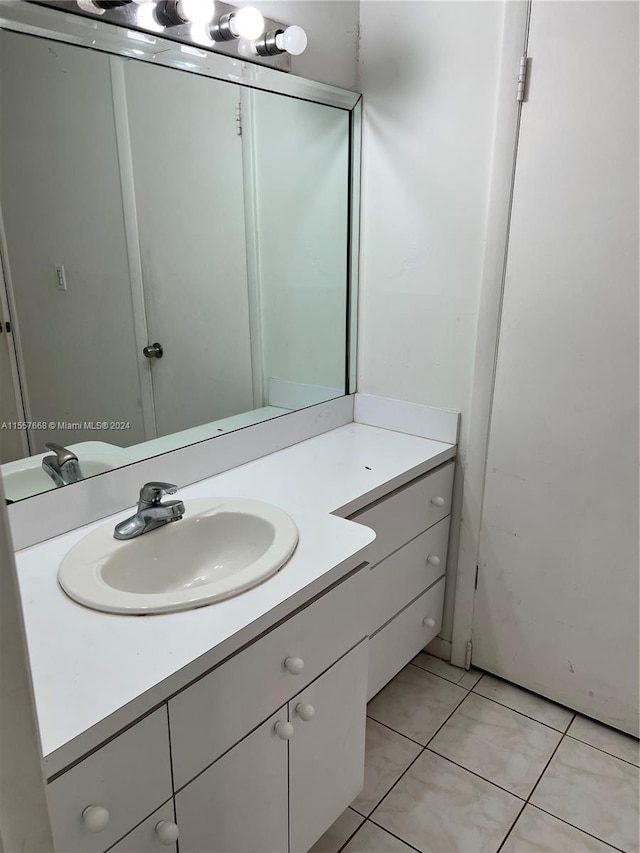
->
253, 24, 307, 56
63, 0, 304, 64
209, 6, 264, 41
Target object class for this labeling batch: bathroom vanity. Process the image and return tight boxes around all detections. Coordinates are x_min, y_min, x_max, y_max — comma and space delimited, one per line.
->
0, 5, 458, 849
15, 422, 455, 853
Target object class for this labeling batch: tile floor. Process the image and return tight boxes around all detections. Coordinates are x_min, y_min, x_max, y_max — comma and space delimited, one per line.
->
311, 654, 640, 853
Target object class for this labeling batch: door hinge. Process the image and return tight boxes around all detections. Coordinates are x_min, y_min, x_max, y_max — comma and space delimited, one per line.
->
516, 54, 529, 102
235, 101, 242, 136
465, 640, 473, 671
475, 565, 479, 589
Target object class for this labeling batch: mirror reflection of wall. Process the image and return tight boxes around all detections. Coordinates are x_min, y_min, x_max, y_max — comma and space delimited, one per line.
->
0, 29, 351, 499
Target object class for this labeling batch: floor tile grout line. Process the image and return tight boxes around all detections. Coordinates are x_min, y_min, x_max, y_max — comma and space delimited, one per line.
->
365, 816, 425, 853
409, 657, 479, 687
423, 747, 528, 802
335, 813, 366, 853
523, 709, 634, 853
467, 689, 574, 733
366, 688, 474, 822
526, 713, 574, 804
365, 715, 425, 748
494, 799, 528, 853
495, 714, 575, 853
422, 686, 474, 749
363, 743, 428, 825
362, 674, 636, 853
526, 804, 628, 853
407, 661, 470, 688
564, 733, 640, 768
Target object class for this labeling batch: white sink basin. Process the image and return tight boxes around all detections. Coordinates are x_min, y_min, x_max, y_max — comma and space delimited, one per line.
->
2, 441, 136, 502
58, 497, 298, 614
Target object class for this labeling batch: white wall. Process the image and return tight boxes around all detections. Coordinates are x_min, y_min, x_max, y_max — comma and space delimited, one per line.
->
238, 0, 360, 91
357, 1, 505, 640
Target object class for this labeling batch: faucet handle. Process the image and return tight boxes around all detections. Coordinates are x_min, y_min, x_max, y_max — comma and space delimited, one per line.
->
44, 443, 78, 465
139, 482, 178, 506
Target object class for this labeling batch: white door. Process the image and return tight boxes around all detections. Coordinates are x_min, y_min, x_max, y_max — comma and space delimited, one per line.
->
175, 710, 289, 853
473, 1, 639, 734
288, 641, 368, 853
124, 62, 255, 438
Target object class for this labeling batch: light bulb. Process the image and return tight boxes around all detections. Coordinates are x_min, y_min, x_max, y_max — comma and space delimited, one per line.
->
191, 22, 214, 45
77, 0, 105, 14
230, 6, 264, 40
275, 25, 307, 55
136, 1, 163, 31
177, 0, 215, 25
237, 38, 256, 57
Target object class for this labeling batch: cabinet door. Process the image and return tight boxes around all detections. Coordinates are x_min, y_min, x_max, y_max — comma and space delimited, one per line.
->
288, 641, 368, 853
110, 803, 177, 853
175, 710, 288, 853
47, 708, 172, 853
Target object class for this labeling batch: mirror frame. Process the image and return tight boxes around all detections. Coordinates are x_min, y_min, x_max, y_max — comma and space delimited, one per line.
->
1, 0, 362, 546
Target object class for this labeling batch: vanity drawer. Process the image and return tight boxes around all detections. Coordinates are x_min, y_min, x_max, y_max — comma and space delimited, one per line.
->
169, 567, 368, 790
350, 461, 454, 567
367, 578, 446, 701
110, 803, 177, 853
369, 516, 450, 633
47, 708, 172, 853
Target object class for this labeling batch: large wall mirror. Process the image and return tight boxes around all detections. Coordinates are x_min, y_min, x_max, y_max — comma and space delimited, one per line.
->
0, 7, 360, 502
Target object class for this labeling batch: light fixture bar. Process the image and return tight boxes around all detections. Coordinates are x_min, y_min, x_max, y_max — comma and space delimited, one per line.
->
31, 0, 297, 70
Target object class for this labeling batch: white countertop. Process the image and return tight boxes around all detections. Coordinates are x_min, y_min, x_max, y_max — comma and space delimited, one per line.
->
15, 423, 455, 776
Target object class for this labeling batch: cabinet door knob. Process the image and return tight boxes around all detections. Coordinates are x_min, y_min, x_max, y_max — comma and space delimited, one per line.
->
155, 821, 179, 845
423, 617, 436, 628
431, 496, 446, 508
426, 555, 441, 567
274, 720, 294, 740
284, 656, 305, 675
82, 805, 110, 833
295, 702, 315, 722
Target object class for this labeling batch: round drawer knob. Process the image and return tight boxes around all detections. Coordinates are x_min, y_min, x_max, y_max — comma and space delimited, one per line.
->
295, 702, 315, 722
274, 720, 294, 740
155, 821, 179, 845
431, 496, 446, 508
82, 805, 110, 833
423, 617, 436, 628
284, 656, 305, 675
426, 555, 441, 567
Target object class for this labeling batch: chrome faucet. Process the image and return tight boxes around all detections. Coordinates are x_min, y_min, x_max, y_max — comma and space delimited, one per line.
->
114, 482, 185, 541
42, 443, 83, 487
